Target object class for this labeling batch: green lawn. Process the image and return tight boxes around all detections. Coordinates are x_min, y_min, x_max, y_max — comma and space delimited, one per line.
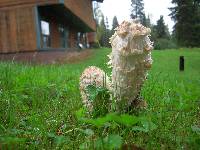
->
0, 48, 200, 149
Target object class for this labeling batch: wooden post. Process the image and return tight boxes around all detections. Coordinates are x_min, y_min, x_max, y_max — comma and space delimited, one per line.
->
179, 56, 184, 71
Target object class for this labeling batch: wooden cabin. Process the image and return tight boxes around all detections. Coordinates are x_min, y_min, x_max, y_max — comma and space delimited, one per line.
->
0, 0, 103, 53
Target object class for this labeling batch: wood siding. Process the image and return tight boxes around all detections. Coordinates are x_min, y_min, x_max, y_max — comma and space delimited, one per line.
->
51, 20, 61, 48
0, 0, 96, 53
64, 0, 96, 31
0, 0, 96, 31
0, 0, 60, 8
69, 29, 77, 48
0, 6, 37, 53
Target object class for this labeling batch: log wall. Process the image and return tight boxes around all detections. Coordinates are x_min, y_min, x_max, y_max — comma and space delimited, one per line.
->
0, 0, 96, 53
0, 0, 59, 8
69, 29, 77, 48
0, 6, 37, 53
64, 0, 96, 31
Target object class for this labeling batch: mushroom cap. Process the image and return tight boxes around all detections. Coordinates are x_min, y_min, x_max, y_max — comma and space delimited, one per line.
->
79, 66, 112, 111
111, 20, 151, 40
110, 20, 153, 56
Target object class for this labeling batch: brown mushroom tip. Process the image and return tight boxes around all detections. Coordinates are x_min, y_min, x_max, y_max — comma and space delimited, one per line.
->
145, 63, 152, 69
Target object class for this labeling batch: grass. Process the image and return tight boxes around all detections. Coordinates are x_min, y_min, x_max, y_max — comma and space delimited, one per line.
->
0, 48, 200, 149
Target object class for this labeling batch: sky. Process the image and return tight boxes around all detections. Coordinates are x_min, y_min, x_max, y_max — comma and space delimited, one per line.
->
99, 0, 174, 32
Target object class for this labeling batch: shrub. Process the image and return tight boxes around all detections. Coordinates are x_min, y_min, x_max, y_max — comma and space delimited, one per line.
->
90, 42, 101, 48
154, 38, 178, 50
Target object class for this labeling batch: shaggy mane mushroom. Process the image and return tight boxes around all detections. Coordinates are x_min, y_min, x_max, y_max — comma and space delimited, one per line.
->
80, 20, 153, 112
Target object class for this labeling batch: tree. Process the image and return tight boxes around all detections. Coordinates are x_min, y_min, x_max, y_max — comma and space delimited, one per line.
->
112, 16, 119, 31
93, 2, 111, 48
192, 0, 200, 47
105, 17, 111, 47
111, 16, 119, 36
93, 2, 103, 25
155, 16, 170, 39
143, 15, 151, 27
93, 2, 104, 47
99, 15, 106, 47
152, 16, 175, 50
169, 0, 200, 47
130, 0, 145, 25
98, 16, 111, 47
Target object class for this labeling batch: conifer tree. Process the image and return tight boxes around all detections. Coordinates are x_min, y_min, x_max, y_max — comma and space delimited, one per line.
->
130, 0, 146, 25
112, 16, 119, 31
111, 16, 119, 36
99, 16, 111, 47
145, 15, 151, 27
152, 16, 172, 50
155, 16, 170, 39
105, 17, 111, 47
99, 15, 107, 47
169, 0, 200, 47
93, 2, 104, 47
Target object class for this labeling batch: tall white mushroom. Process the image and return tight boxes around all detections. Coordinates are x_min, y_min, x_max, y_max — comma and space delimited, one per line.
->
80, 20, 153, 111
109, 20, 153, 108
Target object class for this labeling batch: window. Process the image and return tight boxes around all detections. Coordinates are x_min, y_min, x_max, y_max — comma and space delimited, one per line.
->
58, 25, 69, 48
77, 32, 87, 48
41, 20, 51, 48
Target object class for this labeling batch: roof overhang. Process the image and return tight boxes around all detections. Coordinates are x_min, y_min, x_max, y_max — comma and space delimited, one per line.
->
38, 4, 96, 32
92, 0, 104, 2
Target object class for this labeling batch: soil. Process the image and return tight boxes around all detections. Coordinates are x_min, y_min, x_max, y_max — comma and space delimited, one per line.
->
0, 49, 93, 64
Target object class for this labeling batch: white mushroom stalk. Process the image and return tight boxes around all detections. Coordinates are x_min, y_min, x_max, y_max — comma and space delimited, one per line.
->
109, 20, 153, 108
80, 20, 153, 111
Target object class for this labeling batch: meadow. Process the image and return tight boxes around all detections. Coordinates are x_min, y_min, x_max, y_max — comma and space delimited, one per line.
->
0, 48, 199, 149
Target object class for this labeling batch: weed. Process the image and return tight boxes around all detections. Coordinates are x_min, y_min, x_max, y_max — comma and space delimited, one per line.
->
0, 48, 199, 149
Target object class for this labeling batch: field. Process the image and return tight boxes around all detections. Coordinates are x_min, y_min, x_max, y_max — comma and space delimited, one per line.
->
0, 48, 200, 149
